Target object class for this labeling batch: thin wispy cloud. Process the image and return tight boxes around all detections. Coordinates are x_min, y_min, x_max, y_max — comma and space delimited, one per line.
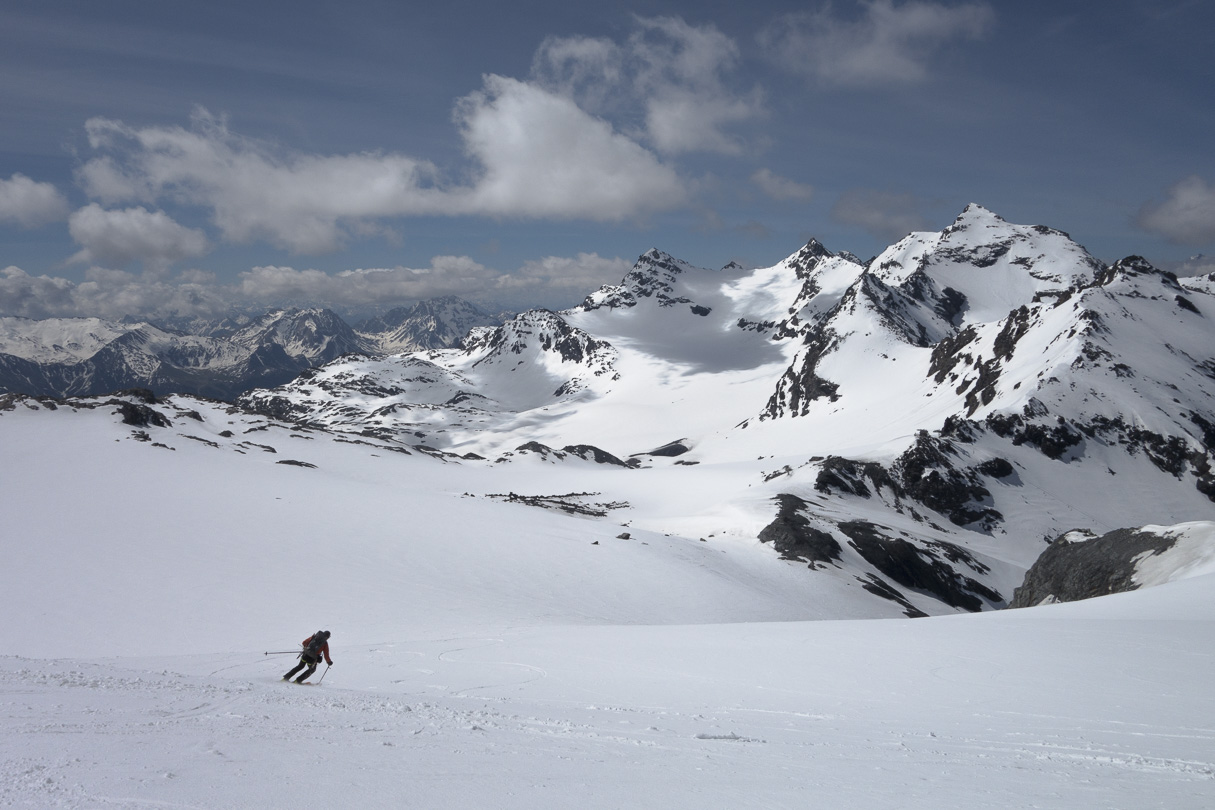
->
241, 252, 630, 309
751, 169, 814, 202
760, 0, 994, 87
1137, 176, 1215, 246
830, 189, 935, 242
533, 16, 764, 156
237, 257, 502, 306
0, 252, 631, 320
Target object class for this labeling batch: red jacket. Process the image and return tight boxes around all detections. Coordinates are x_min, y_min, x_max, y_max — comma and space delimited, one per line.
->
302, 635, 332, 664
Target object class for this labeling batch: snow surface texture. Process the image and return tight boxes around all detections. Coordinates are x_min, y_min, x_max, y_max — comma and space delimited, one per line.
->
4, 205, 1215, 807
236, 204, 1215, 617
2, 393, 1213, 808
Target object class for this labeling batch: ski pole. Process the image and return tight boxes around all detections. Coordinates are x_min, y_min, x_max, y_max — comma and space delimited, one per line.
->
264, 650, 301, 655
317, 664, 330, 684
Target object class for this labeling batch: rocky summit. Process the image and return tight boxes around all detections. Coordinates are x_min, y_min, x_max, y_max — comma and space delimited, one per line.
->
6, 205, 1215, 617
0, 300, 506, 401
231, 204, 1214, 614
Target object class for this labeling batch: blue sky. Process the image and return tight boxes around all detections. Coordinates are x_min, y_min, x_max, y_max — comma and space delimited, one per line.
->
1, 0, 1212, 319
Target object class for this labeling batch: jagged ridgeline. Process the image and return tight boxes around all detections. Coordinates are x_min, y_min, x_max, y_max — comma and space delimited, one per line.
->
233, 204, 1214, 615
7, 204, 1214, 616
0, 296, 505, 401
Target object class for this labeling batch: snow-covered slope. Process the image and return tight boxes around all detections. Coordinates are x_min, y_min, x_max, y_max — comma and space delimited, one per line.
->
232, 206, 1215, 619
2, 388, 1214, 809
0, 308, 379, 400
0, 316, 137, 363
5, 204, 1215, 808
2, 389, 891, 654
0, 301, 506, 401
358, 295, 507, 354
227, 307, 373, 363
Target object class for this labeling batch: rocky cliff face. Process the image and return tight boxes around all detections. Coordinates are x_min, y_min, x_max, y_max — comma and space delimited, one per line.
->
67, 205, 1215, 617
1011, 523, 1215, 607
358, 296, 506, 354
0, 303, 497, 401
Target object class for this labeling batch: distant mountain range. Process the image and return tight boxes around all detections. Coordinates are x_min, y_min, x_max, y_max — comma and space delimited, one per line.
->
0, 296, 507, 401
233, 203, 1215, 614
6, 204, 1214, 617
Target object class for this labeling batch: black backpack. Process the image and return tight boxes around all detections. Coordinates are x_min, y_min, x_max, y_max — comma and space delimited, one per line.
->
305, 631, 327, 657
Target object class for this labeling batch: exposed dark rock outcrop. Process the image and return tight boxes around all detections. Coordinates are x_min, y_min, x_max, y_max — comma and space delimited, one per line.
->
484, 491, 629, 518
838, 520, 1002, 612
976, 457, 1015, 478
757, 494, 842, 566
515, 441, 565, 459
814, 456, 896, 498
113, 400, 172, 428
631, 440, 690, 458
1010, 527, 1185, 607
856, 574, 928, 618
579, 249, 707, 312
762, 324, 841, 418
985, 410, 1083, 460
812, 434, 1004, 530
562, 444, 632, 467
893, 433, 1002, 528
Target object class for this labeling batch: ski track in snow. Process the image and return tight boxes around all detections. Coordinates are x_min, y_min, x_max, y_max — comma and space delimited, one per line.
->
6, 208, 1215, 808
5, 597, 1215, 810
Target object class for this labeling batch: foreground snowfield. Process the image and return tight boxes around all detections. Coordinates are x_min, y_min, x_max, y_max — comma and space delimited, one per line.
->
5, 586, 1214, 809
3, 397, 1214, 808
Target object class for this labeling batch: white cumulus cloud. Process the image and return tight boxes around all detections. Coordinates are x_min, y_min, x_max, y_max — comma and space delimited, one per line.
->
79, 111, 446, 255
760, 0, 994, 87
68, 204, 210, 270
455, 76, 685, 220
0, 249, 631, 321
1137, 176, 1215, 246
0, 173, 71, 228
533, 16, 764, 156
0, 264, 228, 320
632, 16, 764, 155
76, 87, 687, 256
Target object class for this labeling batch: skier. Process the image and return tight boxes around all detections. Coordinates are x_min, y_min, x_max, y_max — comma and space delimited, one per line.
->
283, 630, 333, 683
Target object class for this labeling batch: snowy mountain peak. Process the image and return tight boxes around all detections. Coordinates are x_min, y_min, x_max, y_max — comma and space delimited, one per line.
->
1095, 255, 1178, 288
949, 202, 1005, 230
463, 309, 613, 370
867, 205, 1103, 325
579, 249, 711, 312
0, 316, 141, 363
358, 296, 505, 354
20, 204, 1213, 629
784, 238, 838, 280
230, 307, 371, 363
